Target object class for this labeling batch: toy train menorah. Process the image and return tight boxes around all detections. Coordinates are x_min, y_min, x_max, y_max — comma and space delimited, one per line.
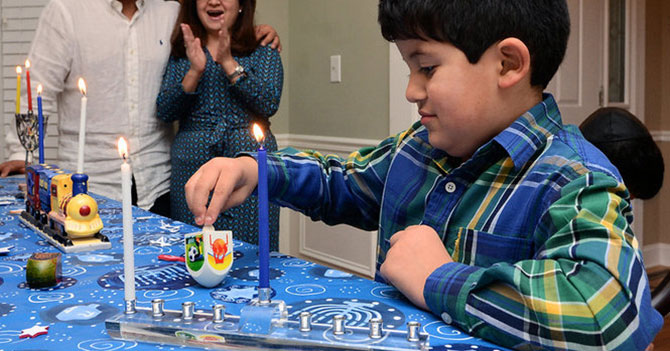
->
19, 163, 110, 253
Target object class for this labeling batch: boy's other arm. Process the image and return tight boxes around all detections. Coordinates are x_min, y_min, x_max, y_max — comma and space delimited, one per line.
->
421, 173, 662, 350
380, 225, 452, 309
185, 156, 259, 226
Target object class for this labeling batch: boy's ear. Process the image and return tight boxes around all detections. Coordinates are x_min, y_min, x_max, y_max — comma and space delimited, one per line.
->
497, 38, 531, 89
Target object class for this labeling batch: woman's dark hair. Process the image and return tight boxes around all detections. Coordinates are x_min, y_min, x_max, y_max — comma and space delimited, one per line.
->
378, 0, 570, 89
170, 0, 258, 58
580, 107, 665, 200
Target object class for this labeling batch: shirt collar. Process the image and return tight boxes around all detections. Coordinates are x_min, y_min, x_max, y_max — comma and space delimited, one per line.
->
492, 93, 563, 170
108, 0, 146, 14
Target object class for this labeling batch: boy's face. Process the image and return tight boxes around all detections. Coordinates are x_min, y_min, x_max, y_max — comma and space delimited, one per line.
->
397, 39, 510, 159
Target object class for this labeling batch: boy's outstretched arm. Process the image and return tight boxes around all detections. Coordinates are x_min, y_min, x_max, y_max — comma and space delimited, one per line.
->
185, 156, 259, 226
391, 173, 662, 350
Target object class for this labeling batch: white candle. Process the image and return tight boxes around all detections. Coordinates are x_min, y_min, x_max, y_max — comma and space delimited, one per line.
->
118, 137, 135, 302
77, 78, 87, 174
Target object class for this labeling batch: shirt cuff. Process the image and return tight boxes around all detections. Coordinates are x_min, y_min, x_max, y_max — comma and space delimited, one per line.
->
423, 262, 485, 329
234, 151, 284, 199
7, 150, 25, 162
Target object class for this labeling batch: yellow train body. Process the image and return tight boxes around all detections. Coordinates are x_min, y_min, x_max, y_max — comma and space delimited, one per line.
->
49, 174, 104, 239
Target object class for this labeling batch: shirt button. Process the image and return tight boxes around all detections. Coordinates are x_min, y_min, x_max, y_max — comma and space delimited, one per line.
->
445, 182, 456, 193
441, 312, 452, 324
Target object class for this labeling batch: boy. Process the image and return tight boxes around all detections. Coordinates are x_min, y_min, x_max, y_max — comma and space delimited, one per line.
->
185, 0, 663, 349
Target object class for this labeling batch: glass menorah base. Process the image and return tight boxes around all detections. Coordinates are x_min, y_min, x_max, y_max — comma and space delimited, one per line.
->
105, 303, 430, 351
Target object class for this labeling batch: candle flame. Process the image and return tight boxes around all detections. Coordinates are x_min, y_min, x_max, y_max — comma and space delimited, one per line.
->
78, 78, 87, 96
25, 59, 31, 69
117, 137, 128, 160
252, 123, 265, 143
16, 66, 22, 74
37, 84, 43, 95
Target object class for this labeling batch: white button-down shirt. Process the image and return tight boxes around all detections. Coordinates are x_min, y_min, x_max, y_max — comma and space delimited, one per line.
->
7, 0, 179, 209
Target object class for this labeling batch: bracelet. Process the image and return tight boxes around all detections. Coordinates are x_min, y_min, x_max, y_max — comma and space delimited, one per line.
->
227, 65, 246, 81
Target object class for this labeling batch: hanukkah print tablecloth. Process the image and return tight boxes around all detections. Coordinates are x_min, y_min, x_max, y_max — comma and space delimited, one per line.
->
0, 176, 507, 351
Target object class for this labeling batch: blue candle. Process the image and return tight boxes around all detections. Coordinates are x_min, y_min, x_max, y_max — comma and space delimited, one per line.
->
254, 124, 270, 289
37, 84, 44, 164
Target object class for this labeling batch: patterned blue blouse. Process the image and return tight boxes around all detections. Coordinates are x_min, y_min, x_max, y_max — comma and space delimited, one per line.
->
157, 44, 283, 251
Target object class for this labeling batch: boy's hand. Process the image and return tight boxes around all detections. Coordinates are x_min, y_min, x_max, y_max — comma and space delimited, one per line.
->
380, 225, 452, 310
184, 156, 258, 226
255, 24, 282, 52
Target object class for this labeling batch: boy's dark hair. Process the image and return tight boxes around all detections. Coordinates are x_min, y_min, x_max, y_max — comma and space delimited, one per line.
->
580, 107, 665, 200
378, 0, 570, 89
171, 0, 258, 58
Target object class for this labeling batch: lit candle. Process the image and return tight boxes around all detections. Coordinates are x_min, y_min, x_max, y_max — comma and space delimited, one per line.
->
15, 66, 22, 115
118, 137, 135, 304
77, 78, 87, 174
37, 84, 44, 164
253, 123, 269, 290
25, 60, 33, 113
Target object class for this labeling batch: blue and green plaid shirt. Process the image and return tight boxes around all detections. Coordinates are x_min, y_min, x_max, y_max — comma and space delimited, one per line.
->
264, 94, 662, 350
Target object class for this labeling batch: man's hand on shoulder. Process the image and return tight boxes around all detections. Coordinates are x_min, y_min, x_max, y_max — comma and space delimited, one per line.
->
254, 24, 282, 52
0, 160, 26, 177
380, 225, 452, 310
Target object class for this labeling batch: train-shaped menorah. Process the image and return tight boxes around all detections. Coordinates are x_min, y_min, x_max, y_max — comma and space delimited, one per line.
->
19, 164, 110, 253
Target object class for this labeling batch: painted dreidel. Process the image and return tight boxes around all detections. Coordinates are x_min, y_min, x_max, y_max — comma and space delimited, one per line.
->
185, 225, 233, 287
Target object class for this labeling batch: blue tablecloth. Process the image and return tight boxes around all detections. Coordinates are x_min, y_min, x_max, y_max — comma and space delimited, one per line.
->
0, 175, 508, 351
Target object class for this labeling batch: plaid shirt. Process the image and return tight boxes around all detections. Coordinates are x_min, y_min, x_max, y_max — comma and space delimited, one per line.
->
264, 94, 662, 350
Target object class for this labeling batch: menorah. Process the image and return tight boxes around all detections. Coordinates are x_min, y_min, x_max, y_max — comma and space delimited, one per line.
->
14, 111, 49, 165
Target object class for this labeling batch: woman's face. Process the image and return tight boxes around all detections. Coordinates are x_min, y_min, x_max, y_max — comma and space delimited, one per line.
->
196, 0, 241, 35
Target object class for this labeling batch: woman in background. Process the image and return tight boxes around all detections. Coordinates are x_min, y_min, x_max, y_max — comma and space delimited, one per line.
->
157, 0, 282, 250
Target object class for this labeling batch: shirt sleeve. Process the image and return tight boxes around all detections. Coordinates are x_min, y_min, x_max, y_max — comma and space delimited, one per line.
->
262, 134, 401, 231
423, 172, 662, 350
156, 56, 197, 123
5, 0, 74, 161
228, 45, 283, 118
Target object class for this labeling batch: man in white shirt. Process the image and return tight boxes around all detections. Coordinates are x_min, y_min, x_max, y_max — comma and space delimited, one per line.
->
1, 0, 280, 215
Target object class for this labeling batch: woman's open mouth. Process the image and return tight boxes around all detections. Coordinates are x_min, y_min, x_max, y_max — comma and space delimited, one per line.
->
207, 10, 224, 21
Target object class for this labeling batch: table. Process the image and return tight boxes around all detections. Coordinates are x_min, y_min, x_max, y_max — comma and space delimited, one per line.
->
0, 176, 507, 351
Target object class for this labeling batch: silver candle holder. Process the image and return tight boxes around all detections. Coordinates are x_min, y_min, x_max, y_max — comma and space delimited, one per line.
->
14, 111, 49, 166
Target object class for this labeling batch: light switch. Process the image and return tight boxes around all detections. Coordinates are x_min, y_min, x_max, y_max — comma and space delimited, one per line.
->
330, 55, 341, 83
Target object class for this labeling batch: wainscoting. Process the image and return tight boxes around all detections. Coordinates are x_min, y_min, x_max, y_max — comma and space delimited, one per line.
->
275, 133, 380, 279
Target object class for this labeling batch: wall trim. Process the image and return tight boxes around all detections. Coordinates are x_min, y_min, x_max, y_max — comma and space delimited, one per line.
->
650, 130, 670, 142
274, 133, 378, 278
298, 218, 375, 278
275, 133, 380, 154
643, 243, 670, 268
